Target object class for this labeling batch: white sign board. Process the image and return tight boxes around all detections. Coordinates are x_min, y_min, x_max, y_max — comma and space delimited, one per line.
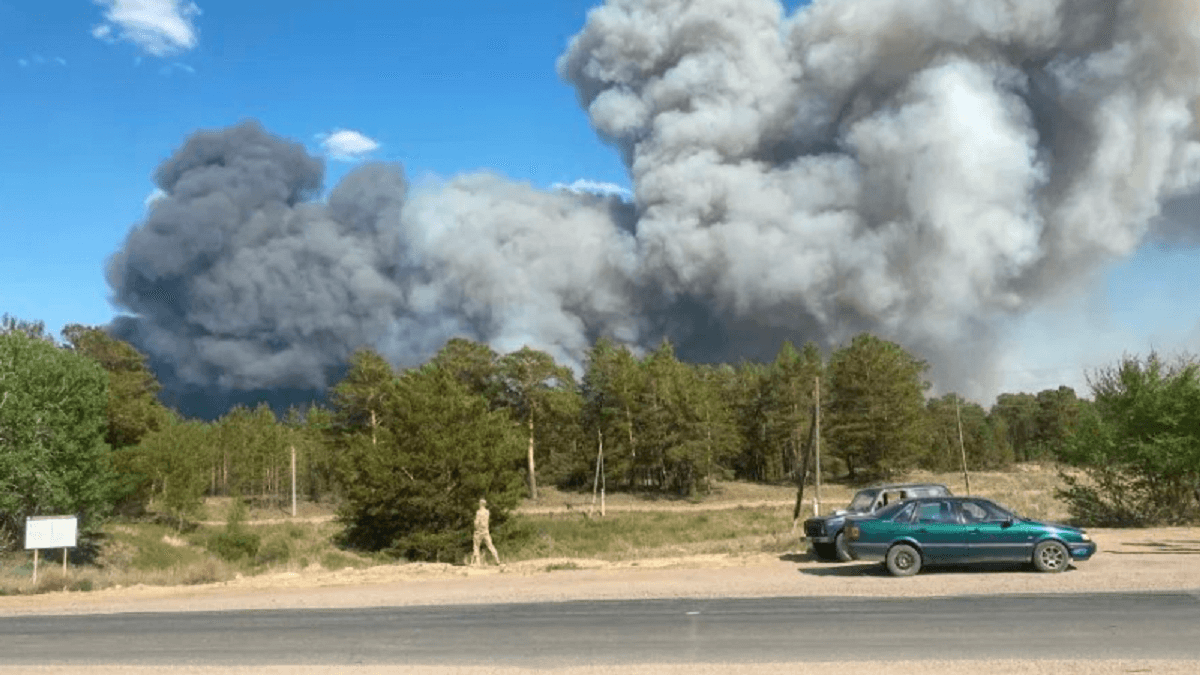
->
25, 515, 78, 550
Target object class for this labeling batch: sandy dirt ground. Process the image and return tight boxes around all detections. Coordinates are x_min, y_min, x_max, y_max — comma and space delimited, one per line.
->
1, 527, 1198, 674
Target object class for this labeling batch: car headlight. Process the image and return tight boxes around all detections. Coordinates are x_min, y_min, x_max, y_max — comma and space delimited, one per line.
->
1080, 533, 1091, 542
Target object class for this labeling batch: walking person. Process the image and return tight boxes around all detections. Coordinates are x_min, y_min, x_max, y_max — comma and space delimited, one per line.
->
472, 498, 500, 566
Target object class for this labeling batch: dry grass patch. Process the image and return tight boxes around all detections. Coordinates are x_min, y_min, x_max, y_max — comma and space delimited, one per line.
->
0, 464, 1078, 596
526, 463, 1073, 522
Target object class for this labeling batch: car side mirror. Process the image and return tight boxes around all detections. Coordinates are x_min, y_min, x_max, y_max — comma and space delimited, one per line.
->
1002, 518, 1015, 529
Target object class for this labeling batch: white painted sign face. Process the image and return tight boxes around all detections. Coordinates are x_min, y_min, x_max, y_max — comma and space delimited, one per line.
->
24, 516, 78, 550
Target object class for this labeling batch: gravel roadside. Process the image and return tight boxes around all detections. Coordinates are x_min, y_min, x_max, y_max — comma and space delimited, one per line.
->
1, 527, 1197, 675
0, 527, 1196, 617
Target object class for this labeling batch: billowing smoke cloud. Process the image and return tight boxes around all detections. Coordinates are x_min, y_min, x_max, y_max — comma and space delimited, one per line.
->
109, 0, 1200, 414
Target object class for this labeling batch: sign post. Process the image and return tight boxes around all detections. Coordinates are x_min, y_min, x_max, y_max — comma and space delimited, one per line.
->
25, 516, 78, 586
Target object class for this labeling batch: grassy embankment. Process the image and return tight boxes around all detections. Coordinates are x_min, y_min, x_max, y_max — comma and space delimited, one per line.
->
0, 464, 1070, 594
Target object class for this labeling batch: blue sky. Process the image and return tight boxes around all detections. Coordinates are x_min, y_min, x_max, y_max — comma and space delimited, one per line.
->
2, 0, 627, 329
2, 0, 1198, 400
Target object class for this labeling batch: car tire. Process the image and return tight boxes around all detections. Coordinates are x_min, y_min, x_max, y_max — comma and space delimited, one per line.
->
834, 531, 852, 562
811, 543, 837, 561
885, 543, 922, 577
1032, 540, 1069, 573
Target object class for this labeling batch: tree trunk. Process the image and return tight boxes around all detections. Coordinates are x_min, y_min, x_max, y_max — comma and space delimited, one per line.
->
625, 406, 635, 456
705, 410, 713, 493
527, 413, 538, 500
625, 405, 636, 489
370, 408, 378, 447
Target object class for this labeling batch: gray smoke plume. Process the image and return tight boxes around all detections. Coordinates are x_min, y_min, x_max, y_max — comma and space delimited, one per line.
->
108, 0, 1200, 413
558, 0, 1200, 391
108, 121, 641, 413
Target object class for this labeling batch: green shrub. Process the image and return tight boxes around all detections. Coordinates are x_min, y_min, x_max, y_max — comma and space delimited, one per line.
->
388, 531, 468, 563
181, 558, 223, 585
320, 550, 370, 570
206, 530, 261, 562
131, 539, 189, 571
255, 537, 292, 566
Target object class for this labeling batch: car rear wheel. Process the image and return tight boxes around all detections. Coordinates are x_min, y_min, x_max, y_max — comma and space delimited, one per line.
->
1033, 540, 1069, 573
834, 531, 852, 562
885, 543, 922, 577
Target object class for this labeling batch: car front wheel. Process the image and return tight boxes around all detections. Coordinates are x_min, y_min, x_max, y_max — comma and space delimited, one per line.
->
885, 543, 922, 577
1033, 540, 1069, 573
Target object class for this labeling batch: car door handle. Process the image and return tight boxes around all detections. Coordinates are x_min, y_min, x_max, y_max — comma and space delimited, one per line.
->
916, 528, 928, 533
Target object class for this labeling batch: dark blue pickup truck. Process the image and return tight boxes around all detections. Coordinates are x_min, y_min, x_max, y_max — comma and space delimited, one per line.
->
803, 483, 952, 561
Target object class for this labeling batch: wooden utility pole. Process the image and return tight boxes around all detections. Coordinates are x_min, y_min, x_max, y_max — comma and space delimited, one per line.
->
956, 398, 971, 496
590, 429, 606, 518
290, 445, 298, 517
791, 376, 823, 532
813, 376, 821, 517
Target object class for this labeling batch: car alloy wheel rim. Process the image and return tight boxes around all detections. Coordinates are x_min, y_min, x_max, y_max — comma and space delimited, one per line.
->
896, 552, 914, 569
1041, 545, 1065, 569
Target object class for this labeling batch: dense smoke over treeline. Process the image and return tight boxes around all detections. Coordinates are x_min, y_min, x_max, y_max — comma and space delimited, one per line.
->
107, 0, 1200, 416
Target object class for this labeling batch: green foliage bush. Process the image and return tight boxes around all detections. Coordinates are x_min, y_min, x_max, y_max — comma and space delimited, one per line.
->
255, 536, 292, 566
180, 558, 223, 585
0, 327, 117, 548
204, 498, 262, 562
131, 539, 191, 571
206, 530, 261, 562
320, 550, 371, 570
388, 531, 468, 563
1058, 354, 1200, 526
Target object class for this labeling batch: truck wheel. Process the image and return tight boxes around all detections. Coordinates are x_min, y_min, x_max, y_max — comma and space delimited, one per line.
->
885, 543, 922, 577
811, 543, 837, 561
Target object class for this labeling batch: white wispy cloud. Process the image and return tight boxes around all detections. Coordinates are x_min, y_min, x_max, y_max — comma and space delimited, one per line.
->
318, 129, 380, 162
92, 0, 201, 57
16, 55, 68, 68
158, 61, 195, 76
552, 179, 632, 201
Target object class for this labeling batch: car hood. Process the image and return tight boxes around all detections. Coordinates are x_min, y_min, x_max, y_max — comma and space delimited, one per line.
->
806, 509, 867, 524
1023, 519, 1086, 534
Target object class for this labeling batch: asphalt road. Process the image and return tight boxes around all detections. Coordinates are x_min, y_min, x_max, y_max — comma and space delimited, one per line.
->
2, 593, 1198, 667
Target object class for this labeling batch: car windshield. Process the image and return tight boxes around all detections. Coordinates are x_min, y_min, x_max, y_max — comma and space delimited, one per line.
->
847, 491, 878, 512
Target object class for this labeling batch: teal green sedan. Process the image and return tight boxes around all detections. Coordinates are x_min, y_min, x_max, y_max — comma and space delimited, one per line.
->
843, 496, 1097, 576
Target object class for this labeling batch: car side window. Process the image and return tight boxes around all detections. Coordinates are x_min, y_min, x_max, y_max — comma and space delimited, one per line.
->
961, 502, 987, 523
915, 501, 957, 524
962, 500, 1012, 523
